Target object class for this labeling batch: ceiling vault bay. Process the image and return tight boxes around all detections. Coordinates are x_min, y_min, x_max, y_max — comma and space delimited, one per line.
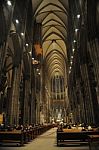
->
32, 0, 68, 81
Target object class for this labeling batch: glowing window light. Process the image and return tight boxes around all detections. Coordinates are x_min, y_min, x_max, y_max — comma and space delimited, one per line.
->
73, 40, 76, 43
7, 0, 12, 6
71, 55, 73, 59
26, 43, 29, 47
29, 51, 31, 55
36, 68, 39, 71
21, 32, 24, 36
75, 28, 79, 32
77, 14, 80, 19
15, 19, 19, 24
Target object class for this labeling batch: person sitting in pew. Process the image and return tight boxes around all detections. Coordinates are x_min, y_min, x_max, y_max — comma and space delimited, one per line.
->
0, 123, 5, 131
58, 124, 63, 131
16, 124, 24, 130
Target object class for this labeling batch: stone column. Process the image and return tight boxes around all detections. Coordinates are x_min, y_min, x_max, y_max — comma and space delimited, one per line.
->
36, 93, 40, 124
31, 94, 36, 124
10, 66, 21, 126
23, 79, 30, 125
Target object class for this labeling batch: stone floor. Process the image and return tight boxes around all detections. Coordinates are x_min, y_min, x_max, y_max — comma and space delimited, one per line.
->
0, 127, 89, 150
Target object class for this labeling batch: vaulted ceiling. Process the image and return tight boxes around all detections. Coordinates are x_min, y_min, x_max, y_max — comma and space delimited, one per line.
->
32, 0, 68, 78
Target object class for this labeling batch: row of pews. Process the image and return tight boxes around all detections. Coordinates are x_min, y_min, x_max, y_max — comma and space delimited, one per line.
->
57, 128, 99, 149
0, 124, 53, 146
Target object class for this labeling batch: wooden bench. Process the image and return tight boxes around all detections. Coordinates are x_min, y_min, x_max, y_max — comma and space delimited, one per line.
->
88, 135, 99, 150
0, 124, 53, 146
57, 129, 99, 146
0, 130, 24, 146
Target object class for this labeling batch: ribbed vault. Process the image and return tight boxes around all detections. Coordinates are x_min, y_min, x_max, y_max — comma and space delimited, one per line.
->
32, 0, 68, 79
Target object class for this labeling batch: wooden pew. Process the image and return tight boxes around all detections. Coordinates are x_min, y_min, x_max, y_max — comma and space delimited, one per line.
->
0, 124, 53, 146
57, 129, 99, 146
0, 130, 24, 146
88, 135, 99, 150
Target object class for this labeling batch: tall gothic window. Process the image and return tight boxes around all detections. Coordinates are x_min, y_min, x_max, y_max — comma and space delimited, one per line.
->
51, 75, 64, 100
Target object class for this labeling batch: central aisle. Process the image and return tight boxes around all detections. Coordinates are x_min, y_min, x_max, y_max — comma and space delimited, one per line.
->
0, 127, 89, 150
